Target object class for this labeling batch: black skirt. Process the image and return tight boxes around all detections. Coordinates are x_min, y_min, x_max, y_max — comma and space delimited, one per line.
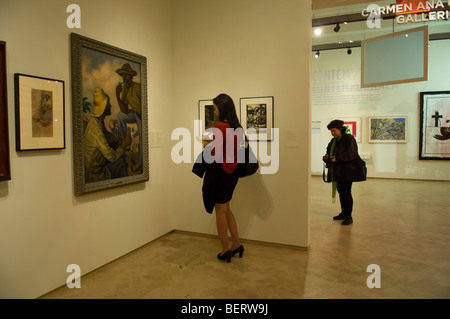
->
202, 163, 239, 213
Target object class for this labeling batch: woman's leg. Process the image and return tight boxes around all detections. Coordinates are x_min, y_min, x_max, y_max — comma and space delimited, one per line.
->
225, 202, 241, 250
215, 203, 230, 254
215, 201, 242, 253
337, 181, 353, 217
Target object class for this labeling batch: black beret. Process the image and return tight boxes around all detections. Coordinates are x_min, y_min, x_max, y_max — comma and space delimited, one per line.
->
327, 119, 345, 130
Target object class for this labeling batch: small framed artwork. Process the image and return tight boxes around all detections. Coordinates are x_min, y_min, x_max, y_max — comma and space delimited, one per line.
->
14, 73, 65, 151
333, 117, 361, 143
71, 33, 149, 196
240, 96, 274, 141
368, 116, 407, 143
419, 91, 450, 160
198, 99, 217, 137
0, 41, 11, 181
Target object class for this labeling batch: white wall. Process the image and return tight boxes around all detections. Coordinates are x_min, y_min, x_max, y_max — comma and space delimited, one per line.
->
312, 40, 450, 181
171, 0, 312, 247
0, 0, 312, 299
0, 0, 174, 299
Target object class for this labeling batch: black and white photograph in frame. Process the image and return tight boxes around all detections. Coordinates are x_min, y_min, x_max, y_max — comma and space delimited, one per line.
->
240, 96, 274, 141
198, 99, 217, 138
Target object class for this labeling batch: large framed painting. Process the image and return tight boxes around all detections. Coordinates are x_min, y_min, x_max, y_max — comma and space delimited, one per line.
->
368, 116, 407, 143
0, 41, 11, 181
240, 96, 274, 141
419, 91, 450, 160
71, 33, 149, 196
14, 73, 65, 151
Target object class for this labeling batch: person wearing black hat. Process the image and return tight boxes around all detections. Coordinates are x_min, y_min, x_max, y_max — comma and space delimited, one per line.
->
323, 119, 360, 225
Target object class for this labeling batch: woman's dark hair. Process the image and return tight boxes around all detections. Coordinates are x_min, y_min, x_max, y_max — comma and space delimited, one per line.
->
213, 93, 242, 129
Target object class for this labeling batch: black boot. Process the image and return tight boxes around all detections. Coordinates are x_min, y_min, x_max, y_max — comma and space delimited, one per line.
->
341, 216, 353, 225
333, 212, 346, 220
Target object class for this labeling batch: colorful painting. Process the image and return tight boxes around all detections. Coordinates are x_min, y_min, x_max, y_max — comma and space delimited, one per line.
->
71, 33, 149, 196
369, 116, 407, 143
334, 117, 361, 143
420, 91, 450, 160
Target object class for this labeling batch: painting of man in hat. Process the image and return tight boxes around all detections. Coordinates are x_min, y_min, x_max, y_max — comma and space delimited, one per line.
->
115, 63, 141, 138
72, 33, 149, 195
84, 88, 131, 183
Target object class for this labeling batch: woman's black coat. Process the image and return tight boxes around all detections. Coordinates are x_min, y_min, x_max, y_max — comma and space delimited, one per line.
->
323, 132, 361, 182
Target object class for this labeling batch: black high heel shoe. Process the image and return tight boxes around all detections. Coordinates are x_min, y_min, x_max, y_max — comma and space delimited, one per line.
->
217, 250, 232, 263
231, 245, 244, 258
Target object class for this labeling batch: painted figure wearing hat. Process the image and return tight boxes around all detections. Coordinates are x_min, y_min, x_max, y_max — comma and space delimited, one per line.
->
84, 88, 131, 182
115, 63, 142, 139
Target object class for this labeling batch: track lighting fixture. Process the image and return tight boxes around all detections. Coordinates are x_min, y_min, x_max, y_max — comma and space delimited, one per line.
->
315, 51, 320, 58
334, 23, 340, 33
347, 48, 352, 55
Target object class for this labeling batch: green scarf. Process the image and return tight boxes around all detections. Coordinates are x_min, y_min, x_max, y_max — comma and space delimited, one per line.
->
329, 136, 341, 203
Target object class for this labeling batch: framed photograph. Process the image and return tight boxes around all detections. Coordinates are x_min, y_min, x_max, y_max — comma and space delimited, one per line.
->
14, 73, 65, 151
240, 96, 274, 141
368, 116, 407, 143
419, 91, 450, 160
332, 117, 361, 143
198, 99, 217, 137
71, 33, 149, 196
0, 41, 11, 181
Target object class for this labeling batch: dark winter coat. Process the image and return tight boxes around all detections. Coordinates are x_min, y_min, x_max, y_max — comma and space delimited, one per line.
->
323, 132, 361, 182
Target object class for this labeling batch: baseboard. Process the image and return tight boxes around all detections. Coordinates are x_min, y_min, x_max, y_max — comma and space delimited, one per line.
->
172, 229, 309, 251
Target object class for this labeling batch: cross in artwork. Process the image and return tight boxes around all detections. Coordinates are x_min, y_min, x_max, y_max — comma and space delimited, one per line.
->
432, 111, 442, 127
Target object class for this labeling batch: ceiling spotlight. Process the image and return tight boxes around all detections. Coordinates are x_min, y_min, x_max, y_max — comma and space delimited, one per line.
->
314, 27, 322, 36
347, 48, 352, 55
315, 51, 320, 58
334, 23, 340, 33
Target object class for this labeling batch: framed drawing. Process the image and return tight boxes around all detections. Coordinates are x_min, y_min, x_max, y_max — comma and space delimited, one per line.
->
14, 73, 65, 151
71, 33, 149, 196
368, 116, 407, 143
0, 41, 11, 181
333, 117, 361, 143
419, 91, 450, 160
198, 99, 217, 137
240, 96, 274, 141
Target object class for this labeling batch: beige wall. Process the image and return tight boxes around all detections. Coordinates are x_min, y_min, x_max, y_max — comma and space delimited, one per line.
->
0, 0, 174, 298
0, 0, 312, 298
170, 0, 312, 247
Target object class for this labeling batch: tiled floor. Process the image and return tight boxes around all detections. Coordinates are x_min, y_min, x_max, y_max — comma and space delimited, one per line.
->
40, 177, 450, 299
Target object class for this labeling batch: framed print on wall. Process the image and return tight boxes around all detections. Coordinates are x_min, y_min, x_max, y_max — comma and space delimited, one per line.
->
240, 96, 274, 141
333, 117, 361, 143
71, 33, 149, 196
198, 99, 217, 137
0, 41, 11, 181
419, 91, 450, 160
14, 73, 65, 151
368, 116, 407, 143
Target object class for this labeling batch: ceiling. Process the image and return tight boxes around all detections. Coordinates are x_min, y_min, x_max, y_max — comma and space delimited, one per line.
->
312, 0, 385, 10
312, 0, 450, 48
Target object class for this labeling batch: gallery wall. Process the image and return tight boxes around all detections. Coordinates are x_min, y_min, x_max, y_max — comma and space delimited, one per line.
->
0, 0, 313, 299
0, 0, 174, 298
170, 0, 312, 247
312, 41, 450, 181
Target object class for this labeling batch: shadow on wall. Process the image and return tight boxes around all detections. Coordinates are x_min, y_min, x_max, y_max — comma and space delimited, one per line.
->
231, 173, 273, 235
